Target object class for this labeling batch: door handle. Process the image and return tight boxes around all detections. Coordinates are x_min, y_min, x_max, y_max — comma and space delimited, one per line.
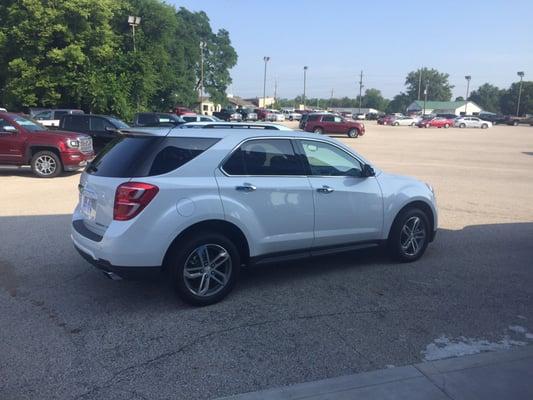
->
236, 183, 256, 192
317, 185, 334, 193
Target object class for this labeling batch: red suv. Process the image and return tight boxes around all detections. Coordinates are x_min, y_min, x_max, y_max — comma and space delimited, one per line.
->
0, 112, 94, 177
304, 114, 365, 138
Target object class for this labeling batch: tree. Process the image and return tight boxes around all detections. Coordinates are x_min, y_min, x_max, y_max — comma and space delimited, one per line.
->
0, 0, 237, 119
362, 88, 388, 111
499, 81, 533, 116
468, 83, 503, 113
386, 93, 411, 114
455, 96, 464, 102
405, 68, 454, 101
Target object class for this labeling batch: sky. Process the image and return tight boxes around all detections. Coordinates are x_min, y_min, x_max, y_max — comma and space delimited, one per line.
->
170, 0, 533, 100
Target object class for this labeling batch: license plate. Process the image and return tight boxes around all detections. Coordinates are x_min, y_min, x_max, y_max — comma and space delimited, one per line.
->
81, 193, 97, 221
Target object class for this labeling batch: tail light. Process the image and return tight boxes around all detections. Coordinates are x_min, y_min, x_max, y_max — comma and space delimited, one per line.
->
113, 182, 159, 221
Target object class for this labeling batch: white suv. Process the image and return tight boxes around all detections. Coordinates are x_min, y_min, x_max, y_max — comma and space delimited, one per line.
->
72, 128, 437, 305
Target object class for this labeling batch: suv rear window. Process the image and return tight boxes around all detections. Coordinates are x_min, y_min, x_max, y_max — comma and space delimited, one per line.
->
87, 136, 219, 177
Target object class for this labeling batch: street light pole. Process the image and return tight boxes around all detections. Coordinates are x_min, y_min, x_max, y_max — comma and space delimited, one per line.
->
358, 70, 364, 115
417, 68, 423, 101
128, 16, 141, 52
464, 75, 471, 115
303, 66, 308, 109
263, 57, 270, 108
423, 81, 429, 116
516, 71, 525, 117
199, 41, 206, 101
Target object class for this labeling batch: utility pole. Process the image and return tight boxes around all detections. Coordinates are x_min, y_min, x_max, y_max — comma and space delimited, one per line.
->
329, 89, 334, 108
303, 66, 308, 109
263, 57, 270, 108
464, 75, 471, 115
358, 70, 364, 115
274, 78, 278, 107
517, 71, 525, 117
423, 81, 429, 116
417, 68, 423, 100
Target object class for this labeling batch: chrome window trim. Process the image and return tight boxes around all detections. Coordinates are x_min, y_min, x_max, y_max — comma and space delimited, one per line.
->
218, 136, 369, 179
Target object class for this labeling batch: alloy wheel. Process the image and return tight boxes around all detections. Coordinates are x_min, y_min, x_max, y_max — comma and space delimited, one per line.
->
183, 244, 232, 297
35, 155, 57, 176
400, 216, 426, 257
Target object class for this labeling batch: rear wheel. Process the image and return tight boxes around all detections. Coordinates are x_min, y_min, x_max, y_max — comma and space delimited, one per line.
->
393, 122, 399, 126
410, 122, 416, 127
314, 127, 324, 134
31, 150, 62, 178
388, 208, 430, 262
169, 232, 240, 306
347, 128, 359, 138
444, 123, 450, 128
425, 123, 430, 128
513, 120, 519, 126
459, 123, 466, 128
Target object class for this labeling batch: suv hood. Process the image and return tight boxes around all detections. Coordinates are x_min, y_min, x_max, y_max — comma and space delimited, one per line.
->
34, 129, 90, 140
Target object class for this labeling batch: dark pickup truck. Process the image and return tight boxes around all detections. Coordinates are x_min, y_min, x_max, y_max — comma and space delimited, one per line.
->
213, 109, 242, 122
0, 112, 94, 177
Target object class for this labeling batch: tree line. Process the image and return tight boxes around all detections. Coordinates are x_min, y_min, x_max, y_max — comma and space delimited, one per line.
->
0, 0, 237, 120
277, 68, 532, 116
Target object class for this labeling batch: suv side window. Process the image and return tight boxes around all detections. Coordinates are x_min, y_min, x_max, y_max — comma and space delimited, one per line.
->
90, 117, 113, 131
334, 116, 342, 123
54, 110, 69, 119
223, 139, 304, 176
64, 115, 90, 131
300, 140, 362, 177
322, 115, 335, 122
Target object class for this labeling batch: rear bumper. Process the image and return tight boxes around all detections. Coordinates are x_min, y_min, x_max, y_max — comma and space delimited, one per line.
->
74, 244, 162, 280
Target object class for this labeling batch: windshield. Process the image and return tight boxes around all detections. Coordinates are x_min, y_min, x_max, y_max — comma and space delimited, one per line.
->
13, 115, 47, 131
108, 117, 129, 129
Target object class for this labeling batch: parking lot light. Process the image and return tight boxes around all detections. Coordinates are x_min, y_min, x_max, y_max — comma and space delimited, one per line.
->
303, 66, 308, 109
465, 75, 471, 115
127, 16, 141, 52
517, 71, 525, 117
263, 57, 270, 108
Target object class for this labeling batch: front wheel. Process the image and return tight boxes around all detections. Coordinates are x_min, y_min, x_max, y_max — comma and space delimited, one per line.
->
459, 123, 466, 128
347, 128, 359, 138
313, 127, 324, 134
393, 122, 399, 126
388, 208, 430, 262
481, 123, 488, 129
31, 150, 62, 178
444, 123, 449, 128
169, 232, 240, 306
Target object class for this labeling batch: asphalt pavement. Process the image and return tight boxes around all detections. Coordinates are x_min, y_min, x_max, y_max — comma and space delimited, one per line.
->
1, 123, 532, 399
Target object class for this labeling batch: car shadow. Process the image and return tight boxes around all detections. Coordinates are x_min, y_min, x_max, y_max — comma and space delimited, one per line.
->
523, 152, 533, 156
0, 167, 82, 179
1, 213, 532, 312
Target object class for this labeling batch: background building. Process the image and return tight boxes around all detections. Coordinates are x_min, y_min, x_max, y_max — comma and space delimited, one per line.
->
406, 100, 482, 116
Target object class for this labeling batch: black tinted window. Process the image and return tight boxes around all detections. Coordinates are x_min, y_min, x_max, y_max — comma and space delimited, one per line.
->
90, 117, 113, 131
223, 139, 304, 176
54, 111, 68, 118
64, 115, 89, 131
87, 136, 219, 177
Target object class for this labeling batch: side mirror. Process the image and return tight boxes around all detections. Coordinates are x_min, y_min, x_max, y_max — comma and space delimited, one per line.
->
362, 164, 375, 177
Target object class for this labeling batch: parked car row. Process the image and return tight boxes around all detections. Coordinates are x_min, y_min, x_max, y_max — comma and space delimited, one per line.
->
301, 113, 365, 138
379, 113, 494, 129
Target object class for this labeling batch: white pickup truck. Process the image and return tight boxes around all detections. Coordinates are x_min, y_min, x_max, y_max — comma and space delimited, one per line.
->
33, 109, 84, 128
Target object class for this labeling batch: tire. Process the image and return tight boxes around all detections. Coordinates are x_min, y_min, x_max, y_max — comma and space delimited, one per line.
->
393, 122, 399, 126
459, 123, 466, 128
169, 232, 241, 306
388, 208, 430, 262
313, 127, 324, 134
31, 150, 62, 178
411, 122, 416, 127
481, 123, 488, 129
425, 124, 430, 128
444, 123, 449, 128
289, 116, 293, 121
347, 128, 359, 138
513, 120, 518, 126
